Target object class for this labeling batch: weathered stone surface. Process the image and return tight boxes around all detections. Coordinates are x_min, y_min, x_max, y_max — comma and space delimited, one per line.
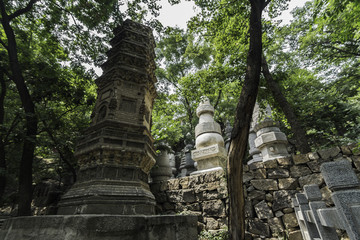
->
282, 213, 298, 229
248, 219, 271, 237
277, 157, 292, 166
267, 169, 289, 179
265, 193, 273, 202
298, 173, 324, 188
341, 145, 353, 155
249, 161, 264, 170
317, 146, 341, 159
288, 230, 303, 240
307, 152, 320, 160
205, 217, 220, 230
251, 179, 278, 191
306, 159, 327, 173
254, 200, 274, 219
253, 168, 267, 179
202, 200, 226, 217
263, 159, 278, 169
272, 190, 294, 212
352, 155, 360, 170
268, 217, 284, 234
245, 200, 255, 218
278, 178, 299, 190
0, 215, 198, 240
168, 179, 180, 190
292, 154, 310, 165
320, 160, 359, 190
290, 165, 311, 178
244, 172, 255, 183
248, 190, 266, 201
167, 189, 196, 203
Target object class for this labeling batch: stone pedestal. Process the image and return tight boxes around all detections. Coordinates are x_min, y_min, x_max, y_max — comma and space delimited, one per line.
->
0, 215, 198, 240
248, 129, 263, 165
191, 97, 226, 175
254, 119, 290, 162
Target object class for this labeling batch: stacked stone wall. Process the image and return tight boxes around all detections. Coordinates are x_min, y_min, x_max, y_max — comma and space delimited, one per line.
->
151, 144, 359, 239
151, 169, 228, 232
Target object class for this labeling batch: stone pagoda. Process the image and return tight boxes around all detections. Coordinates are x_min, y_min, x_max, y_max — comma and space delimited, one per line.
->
253, 105, 290, 162
191, 97, 226, 174
57, 19, 157, 215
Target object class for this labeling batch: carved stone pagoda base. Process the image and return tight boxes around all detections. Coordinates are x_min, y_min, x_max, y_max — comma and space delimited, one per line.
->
0, 215, 198, 240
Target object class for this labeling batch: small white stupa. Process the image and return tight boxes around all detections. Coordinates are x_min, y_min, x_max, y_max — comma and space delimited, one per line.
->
191, 97, 227, 175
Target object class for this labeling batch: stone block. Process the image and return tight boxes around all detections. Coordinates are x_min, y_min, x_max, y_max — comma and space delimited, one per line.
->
298, 173, 324, 188
265, 193, 273, 202
290, 165, 311, 177
349, 143, 360, 155
253, 168, 267, 179
292, 154, 310, 165
202, 200, 226, 217
268, 217, 284, 234
268, 169, 289, 179
245, 200, 255, 218
168, 179, 180, 190
288, 230, 303, 240
272, 190, 294, 212
249, 161, 264, 170
277, 157, 292, 166
303, 184, 322, 201
317, 146, 341, 160
320, 186, 333, 205
278, 178, 299, 190
251, 179, 278, 191
306, 159, 327, 173
205, 217, 220, 230
352, 156, 360, 170
0, 215, 198, 240
244, 172, 255, 183
179, 177, 190, 189
282, 213, 298, 228
341, 145, 353, 155
307, 152, 320, 160
320, 160, 360, 190
263, 159, 278, 169
254, 200, 274, 219
248, 219, 271, 237
247, 190, 266, 201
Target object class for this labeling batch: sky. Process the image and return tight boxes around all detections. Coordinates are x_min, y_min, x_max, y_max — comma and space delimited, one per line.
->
156, 0, 310, 29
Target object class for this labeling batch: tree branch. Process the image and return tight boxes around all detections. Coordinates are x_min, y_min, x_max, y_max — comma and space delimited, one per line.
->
0, 38, 8, 50
264, 0, 272, 9
9, 0, 39, 21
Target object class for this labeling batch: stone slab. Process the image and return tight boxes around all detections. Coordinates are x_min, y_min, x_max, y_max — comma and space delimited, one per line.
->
0, 215, 198, 240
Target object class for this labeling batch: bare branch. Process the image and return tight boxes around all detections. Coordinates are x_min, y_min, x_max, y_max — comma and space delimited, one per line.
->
9, 0, 39, 21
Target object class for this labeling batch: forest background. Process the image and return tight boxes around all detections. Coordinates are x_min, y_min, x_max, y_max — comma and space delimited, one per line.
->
0, 0, 359, 235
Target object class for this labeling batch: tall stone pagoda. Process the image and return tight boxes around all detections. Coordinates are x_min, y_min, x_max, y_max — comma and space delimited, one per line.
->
57, 20, 157, 215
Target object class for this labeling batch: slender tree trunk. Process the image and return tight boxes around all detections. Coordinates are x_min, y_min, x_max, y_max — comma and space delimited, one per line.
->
228, 1, 267, 239
0, 1, 38, 216
261, 55, 311, 153
0, 71, 6, 201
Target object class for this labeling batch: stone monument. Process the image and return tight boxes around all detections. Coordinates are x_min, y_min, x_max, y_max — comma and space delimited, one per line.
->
191, 97, 226, 174
150, 144, 172, 183
0, 20, 198, 240
179, 134, 196, 176
57, 19, 157, 215
253, 105, 290, 162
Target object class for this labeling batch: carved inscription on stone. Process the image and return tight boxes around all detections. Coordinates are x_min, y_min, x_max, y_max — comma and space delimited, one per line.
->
192, 144, 220, 160
120, 98, 137, 113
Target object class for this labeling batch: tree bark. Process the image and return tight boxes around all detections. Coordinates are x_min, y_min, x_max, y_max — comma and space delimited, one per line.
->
261, 55, 311, 153
0, 0, 38, 216
227, 1, 266, 239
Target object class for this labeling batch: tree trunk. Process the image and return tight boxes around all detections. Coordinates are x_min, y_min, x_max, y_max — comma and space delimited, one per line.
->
1, 1, 38, 216
227, 1, 265, 239
0, 70, 6, 201
261, 55, 311, 154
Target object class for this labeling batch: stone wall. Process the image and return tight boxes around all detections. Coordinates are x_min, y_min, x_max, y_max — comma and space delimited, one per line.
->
152, 144, 360, 239
151, 169, 228, 233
